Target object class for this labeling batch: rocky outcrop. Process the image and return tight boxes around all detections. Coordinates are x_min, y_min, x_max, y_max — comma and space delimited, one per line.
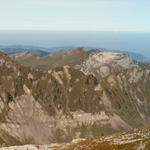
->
75, 51, 135, 78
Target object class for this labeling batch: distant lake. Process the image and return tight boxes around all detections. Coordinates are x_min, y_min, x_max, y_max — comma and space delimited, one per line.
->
0, 30, 150, 57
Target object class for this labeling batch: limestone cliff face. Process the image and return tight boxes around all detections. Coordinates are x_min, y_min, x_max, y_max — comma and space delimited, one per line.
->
74, 51, 135, 78
0, 52, 150, 147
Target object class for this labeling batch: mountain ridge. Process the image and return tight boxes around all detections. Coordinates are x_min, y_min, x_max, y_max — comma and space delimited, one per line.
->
1, 45, 150, 62
24, 47, 137, 78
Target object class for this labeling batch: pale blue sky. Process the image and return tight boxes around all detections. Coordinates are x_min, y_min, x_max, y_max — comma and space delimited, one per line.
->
0, 0, 150, 32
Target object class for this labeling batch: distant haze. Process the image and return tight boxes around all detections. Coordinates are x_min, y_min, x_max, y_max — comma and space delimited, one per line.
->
0, 30, 150, 57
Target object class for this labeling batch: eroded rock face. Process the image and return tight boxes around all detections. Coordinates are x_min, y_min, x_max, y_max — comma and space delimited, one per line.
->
0, 52, 150, 147
75, 51, 135, 78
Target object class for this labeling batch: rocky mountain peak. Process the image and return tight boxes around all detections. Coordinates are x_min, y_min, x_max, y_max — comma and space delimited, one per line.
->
75, 50, 135, 78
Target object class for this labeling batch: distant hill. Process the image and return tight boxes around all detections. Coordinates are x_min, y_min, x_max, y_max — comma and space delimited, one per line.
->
29, 50, 49, 57
0, 48, 49, 57
0, 45, 46, 50
9, 50, 41, 66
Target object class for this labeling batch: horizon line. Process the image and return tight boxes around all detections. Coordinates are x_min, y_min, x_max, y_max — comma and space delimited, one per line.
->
0, 29, 150, 33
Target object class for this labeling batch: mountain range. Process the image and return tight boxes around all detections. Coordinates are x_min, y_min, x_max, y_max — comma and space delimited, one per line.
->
0, 47, 150, 149
0, 45, 150, 62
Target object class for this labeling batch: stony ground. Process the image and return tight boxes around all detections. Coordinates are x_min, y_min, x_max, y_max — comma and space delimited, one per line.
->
0, 126, 150, 150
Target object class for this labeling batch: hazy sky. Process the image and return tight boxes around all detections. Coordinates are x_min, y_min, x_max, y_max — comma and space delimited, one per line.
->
0, 0, 150, 32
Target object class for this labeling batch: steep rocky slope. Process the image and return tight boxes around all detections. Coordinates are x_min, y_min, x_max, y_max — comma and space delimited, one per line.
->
0, 53, 103, 145
0, 52, 150, 147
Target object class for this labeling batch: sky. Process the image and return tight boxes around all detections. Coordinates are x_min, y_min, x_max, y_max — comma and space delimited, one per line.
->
0, 0, 150, 32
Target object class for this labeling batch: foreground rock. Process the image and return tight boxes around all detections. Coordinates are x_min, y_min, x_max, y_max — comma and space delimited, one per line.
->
1, 126, 150, 150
